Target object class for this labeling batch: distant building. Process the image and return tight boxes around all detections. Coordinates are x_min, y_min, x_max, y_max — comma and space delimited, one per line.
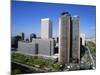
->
59, 12, 71, 64
25, 38, 30, 42
30, 33, 36, 42
18, 38, 55, 56
41, 18, 52, 39
20, 33, 25, 41
80, 33, 85, 46
11, 35, 22, 49
55, 37, 59, 44
71, 16, 80, 63
85, 38, 95, 44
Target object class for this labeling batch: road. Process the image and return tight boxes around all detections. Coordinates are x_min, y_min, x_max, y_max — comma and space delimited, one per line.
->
86, 46, 96, 69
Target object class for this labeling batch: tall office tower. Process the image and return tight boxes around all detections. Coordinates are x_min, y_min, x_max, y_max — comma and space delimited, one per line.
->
59, 12, 71, 64
71, 16, 80, 63
41, 18, 52, 39
20, 33, 25, 41
30, 33, 36, 42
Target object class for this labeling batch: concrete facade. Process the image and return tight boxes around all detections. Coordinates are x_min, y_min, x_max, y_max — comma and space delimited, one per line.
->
18, 41, 35, 55
59, 12, 80, 64
41, 18, 52, 39
32, 39, 54, 56
18, 38, 54, 56
20, 33, 25, 41
59, 12, 71, 64
72, 16, 80, 63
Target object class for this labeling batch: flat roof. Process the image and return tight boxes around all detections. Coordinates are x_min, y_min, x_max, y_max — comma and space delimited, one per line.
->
41, 18, 50, 21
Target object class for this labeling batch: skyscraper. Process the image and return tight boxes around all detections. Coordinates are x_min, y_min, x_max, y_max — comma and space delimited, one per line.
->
59, 12, 71, 64
71, 16, 80, 63
41, 18, 52, 39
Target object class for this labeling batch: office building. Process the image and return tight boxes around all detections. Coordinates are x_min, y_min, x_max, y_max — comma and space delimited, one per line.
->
59, 12, 71, 64
71, 16, 80, 63
32, 38, 54, 56
41, 18, 52, 39
18, 38, 54, 56
18, 41, 36, 54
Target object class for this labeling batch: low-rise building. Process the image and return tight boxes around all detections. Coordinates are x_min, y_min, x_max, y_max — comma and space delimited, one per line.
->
18, 38, 55, 56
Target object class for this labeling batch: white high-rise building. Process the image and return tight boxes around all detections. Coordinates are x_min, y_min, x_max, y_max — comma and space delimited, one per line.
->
41, 18, 52, 39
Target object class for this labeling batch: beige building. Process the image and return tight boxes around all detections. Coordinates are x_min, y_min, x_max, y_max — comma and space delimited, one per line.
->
41, 18, 52, 39
71, 16, 80, 63
59, 12, 80, 64
59, 12, 71, 64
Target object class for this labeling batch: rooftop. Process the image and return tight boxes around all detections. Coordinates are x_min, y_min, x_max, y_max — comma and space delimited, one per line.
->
41, 18, 50, 21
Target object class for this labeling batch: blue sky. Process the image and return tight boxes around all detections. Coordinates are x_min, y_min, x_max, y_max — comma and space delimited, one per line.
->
11, 1, 96, 38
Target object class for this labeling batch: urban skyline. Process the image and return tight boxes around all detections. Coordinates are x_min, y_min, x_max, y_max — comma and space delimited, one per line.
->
11, 1, 96, 73
11, 1, 96, 38
11, 11, 96, 73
